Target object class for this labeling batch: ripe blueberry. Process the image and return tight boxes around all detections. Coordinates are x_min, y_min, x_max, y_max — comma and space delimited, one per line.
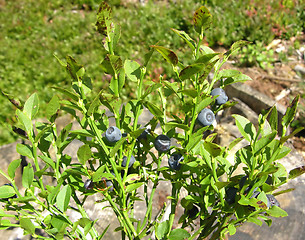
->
210, 88, 228, 105
239, 175, 248, 189
122, 155, 136, 168
84, 179, 94, 191
154, 134, 171, 152
168, 153, 183, 170
101, 177, 114, 192
137, 128, 149, 140
197, 108, 215, 126
266, 194, 280, 208
106, 126, 122, 143
186, 205, 199, 219
225, 187, 238, 204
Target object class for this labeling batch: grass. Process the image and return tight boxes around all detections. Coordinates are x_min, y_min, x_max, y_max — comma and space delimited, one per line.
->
0, 0, 304, 145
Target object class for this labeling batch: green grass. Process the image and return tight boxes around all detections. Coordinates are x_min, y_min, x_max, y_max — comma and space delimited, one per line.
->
0, 0, 304, 145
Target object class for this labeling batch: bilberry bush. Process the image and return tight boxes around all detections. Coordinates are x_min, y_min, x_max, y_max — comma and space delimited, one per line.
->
0, 2, 304, 240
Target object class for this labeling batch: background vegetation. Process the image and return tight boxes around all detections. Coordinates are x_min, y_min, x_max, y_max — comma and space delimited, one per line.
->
0, 0, 304, 145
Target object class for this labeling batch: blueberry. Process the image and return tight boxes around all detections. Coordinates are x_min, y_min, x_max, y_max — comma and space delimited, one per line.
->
106, 180, 114, 192
101, 177, 114, 192
122, 155, 136, 168
106, 126, 122, 143
239, 175, 248, 189
250, 190, 260, 199
186, 205, 199, 219
197, 108, 215, 126
225, 187, 238, 204
266, 194, 280, 208
84, 179, 94, 191
137, 128, 149, 140
210, 88, 228, 105
154, 134, 171, 152
168, 153, 183, 170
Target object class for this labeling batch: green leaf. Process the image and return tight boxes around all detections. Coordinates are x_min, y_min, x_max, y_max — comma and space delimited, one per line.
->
228, 224, 236, 236
248, 217, 262, 226
171, 28, 196, 51
225, 40, 250, 58
218, 69, 240, 79
168, 228, 191, 240
118, 68, 125, 92
254, 130, 277, 153
266, 206, 288, 217
282, 95, 299, 128
16, 143, 34, 159
101, 55, 123, 76
16, 109, 33, 136
178, 89, 198, 98
109, 137, 127, 157
143, 101, 163, 119
124, 60, 141, 82
165, 122, 190, 131
141, 83, 162, 99
98, 224, 110, 240
96, 1, 113, 36
56, 185, 72, 212
92, 166, 106, 182
52, 87, 79, 102
0, 185, 16, 198
77, 144, 92, 165
66, 55, 84, 80
156, 220, 170, 240
288, 166, 305, 179
8, 159, 22, 179
193, 6, 212, 34
223, 73, 252, 86
46, 95, 60, 120
274, 145, 291, 160
87, 91, 102, 116
24, 93, 39, 120
69, 129, 95, 138
195, 96, 215, 114
179, 63, 205, 81
269, 106, 278, 131
22, 163, 34, 189
124, 174, 141, 183
125, 182, 144, 193
233, 114, 256, 142
151, 45, 178, 66
20, 217, 35, 235
280, 126, 304, 144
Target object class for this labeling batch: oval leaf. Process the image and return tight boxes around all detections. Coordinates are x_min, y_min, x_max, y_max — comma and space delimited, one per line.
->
151, 45, 178, 66
8, 159, 22, 179
156, 220, 170, 240
77, 144, 92, 165
0, 185, 16, 199
124, 60, 141, 82
22, 163, 34, 189
193, 6, 212, 34
179, 63, 204, 81
288, 166, 305, 179
56, 185, 72, 212
24, 93, 39, 120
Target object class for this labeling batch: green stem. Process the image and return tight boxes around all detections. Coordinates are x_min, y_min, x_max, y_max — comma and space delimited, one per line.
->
167, 182, 179, 237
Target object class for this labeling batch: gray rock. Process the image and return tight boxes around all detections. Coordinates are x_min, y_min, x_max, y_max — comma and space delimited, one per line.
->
294, 64, 305, 75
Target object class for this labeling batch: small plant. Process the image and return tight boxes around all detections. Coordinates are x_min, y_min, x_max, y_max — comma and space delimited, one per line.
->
0, 2, 304, 240
238, 43, 275, 69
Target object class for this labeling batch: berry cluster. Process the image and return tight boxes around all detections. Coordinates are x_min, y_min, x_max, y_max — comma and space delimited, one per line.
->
83, 88, 229, 197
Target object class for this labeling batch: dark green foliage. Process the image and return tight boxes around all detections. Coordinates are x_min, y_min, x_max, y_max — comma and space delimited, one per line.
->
0, 2, 303, 240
